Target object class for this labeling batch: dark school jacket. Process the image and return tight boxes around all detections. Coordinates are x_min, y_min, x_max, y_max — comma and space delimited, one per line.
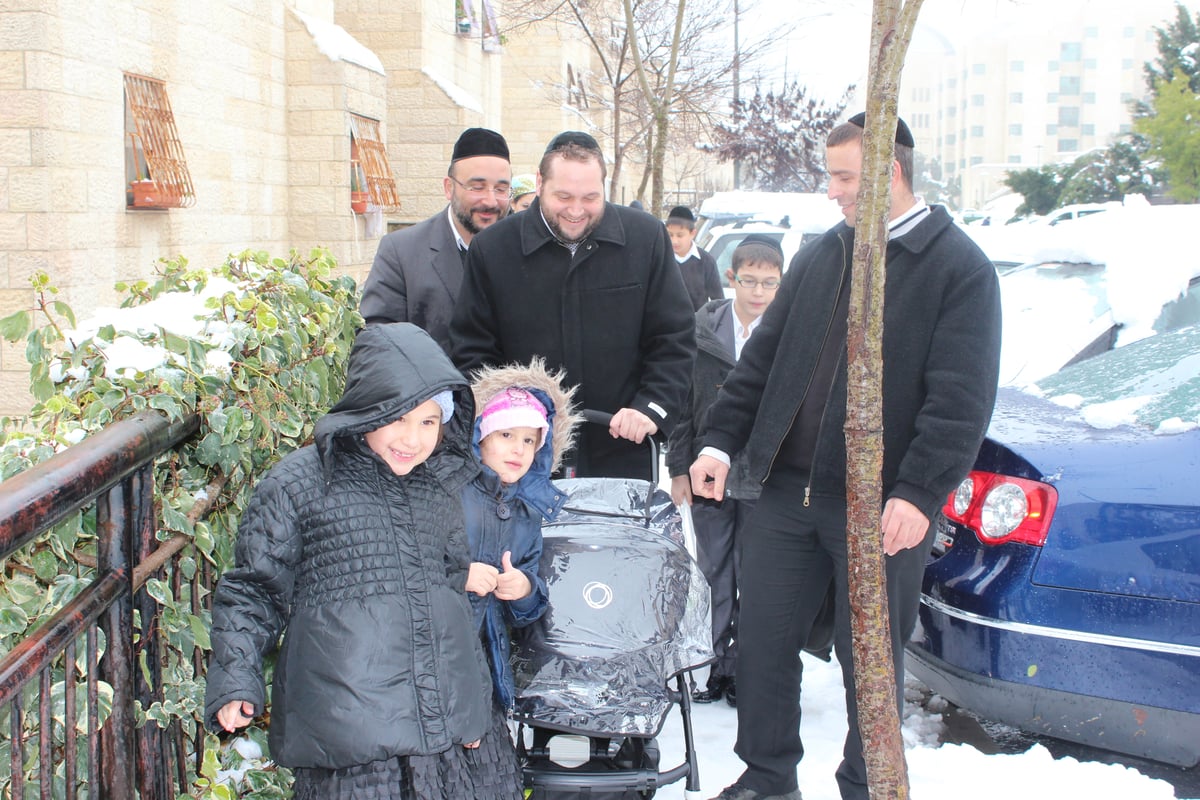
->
666, 299, 760, 500
677, 247, 724, 311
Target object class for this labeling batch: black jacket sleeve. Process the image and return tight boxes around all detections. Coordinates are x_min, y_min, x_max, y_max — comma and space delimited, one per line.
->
701, 249, 724, 303
203, 469, 302, 732
890, 257, 1002, 521
629, 221, 697, 436
449, 243, 503, 377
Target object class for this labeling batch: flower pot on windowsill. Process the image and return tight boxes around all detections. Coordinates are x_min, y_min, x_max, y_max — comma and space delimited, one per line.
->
351, 191, 369, 214
130, 179, 163, 208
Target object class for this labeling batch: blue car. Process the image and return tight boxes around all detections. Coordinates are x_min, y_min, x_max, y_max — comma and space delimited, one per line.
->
906, 323, 1200, 767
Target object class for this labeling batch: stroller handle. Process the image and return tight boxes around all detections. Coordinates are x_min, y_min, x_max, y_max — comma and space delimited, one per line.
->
579, 408, 661, 487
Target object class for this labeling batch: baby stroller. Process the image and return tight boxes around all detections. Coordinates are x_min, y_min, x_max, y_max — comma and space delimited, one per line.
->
511, 411, 713, 799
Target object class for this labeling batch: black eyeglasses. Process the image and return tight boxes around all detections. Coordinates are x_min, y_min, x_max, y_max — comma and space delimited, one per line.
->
735, 277, 781, 290
448, 176, 511, 198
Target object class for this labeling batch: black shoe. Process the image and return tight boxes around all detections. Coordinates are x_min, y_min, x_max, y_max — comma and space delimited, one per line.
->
707, 781, 803, 800
691, 675, 729, 703
724, 678, 737, 707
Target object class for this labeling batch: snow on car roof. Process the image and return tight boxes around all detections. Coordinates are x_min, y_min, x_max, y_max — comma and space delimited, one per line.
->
973, 198, 1200, 340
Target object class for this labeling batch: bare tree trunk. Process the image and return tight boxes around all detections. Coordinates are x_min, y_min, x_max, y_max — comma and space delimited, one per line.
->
623, 0, 686, 215
844, 1, 924, 798
636, 127, 654, 205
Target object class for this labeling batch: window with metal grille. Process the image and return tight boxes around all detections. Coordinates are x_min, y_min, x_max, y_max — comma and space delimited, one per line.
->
349, 114, 401, 211
123, 73, 195, 209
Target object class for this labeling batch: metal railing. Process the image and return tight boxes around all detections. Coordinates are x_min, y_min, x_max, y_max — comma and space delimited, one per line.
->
0, 410, 201, 799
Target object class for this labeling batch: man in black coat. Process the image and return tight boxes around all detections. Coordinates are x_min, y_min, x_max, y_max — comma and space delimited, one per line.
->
451, 131, 695, 480
360, 127, 512, 353
690, 114, 1002, 800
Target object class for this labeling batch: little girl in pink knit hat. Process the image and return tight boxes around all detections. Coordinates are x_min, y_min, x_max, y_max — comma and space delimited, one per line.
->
408, 359, 580, 798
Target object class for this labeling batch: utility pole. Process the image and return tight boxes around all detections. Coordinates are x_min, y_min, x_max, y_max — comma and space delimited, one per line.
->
732, 0, 741, 189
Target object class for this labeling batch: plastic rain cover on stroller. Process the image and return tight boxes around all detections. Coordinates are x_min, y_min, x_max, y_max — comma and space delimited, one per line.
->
511, 476, 713, 739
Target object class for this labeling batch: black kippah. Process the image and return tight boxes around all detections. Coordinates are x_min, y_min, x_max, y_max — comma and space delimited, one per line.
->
735, 234, 784, 257
668, 205, 695, 222
452, 127, 510, 162
847, 112, 915, 148
544, 130, 601, 154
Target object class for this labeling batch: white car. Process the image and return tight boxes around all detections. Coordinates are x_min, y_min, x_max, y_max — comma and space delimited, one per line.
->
703, 223, 819, 295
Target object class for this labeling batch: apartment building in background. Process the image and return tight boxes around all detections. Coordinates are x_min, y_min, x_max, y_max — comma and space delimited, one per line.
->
901, 0, 1185, 211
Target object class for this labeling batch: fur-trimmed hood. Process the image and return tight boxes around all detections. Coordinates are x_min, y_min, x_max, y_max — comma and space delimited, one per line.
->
470, 358, 582, 474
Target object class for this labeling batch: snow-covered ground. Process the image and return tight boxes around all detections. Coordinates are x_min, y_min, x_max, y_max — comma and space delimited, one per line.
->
645, 657, 1186, 800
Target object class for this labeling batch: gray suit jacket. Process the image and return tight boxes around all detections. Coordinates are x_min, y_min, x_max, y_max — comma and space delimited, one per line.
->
360, 208, 464, 353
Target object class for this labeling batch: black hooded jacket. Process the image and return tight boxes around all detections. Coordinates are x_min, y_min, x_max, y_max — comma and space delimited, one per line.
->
203, 323, 490, 769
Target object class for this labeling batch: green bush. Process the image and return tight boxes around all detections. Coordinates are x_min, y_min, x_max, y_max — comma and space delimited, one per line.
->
0, 248, 361, 798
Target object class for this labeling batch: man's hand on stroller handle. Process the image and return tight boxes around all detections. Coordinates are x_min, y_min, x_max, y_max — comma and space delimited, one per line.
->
689, 455, 728, 501
608, 407, 658, 443
467, 553, 532, 600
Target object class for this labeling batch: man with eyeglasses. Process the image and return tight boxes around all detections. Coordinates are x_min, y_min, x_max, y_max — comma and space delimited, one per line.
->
361, 127, 512, 354
689, 113, 1001, 800
451, 131, 695, 480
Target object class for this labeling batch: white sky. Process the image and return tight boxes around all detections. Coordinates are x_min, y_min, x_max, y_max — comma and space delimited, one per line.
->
742, 0, 1200, 103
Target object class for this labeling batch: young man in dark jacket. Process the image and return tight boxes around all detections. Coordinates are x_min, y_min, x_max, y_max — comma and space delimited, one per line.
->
667, 234, 784, 708
666, 205, 724, 311
690, 114, 1002, 800
450, 131, 695, 480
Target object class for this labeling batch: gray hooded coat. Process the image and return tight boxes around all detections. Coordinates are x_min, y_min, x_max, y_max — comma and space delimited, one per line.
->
204, 323, 491, 770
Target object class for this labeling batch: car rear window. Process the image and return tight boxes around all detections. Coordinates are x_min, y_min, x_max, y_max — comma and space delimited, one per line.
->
1032, 324, 1200, 432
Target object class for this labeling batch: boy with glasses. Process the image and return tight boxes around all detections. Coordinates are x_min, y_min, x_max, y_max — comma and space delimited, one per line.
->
667, 233, 784, 707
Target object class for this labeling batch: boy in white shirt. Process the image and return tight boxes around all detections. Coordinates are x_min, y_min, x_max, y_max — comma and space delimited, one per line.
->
666, 234, 783, 705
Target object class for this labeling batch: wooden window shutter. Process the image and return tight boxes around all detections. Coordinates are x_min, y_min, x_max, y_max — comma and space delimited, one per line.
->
124, 73, 196, 208
350, 114, 401, 211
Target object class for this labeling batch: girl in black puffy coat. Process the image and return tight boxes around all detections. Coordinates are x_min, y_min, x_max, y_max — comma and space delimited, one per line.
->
204, 323, 492, 799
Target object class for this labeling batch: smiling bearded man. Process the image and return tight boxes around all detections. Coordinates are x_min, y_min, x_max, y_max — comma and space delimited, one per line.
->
450, 131, 696, 481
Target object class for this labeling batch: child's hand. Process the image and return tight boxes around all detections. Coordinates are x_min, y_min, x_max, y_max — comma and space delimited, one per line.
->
671, 474, 693, 506
217, 700, 255, 733
466, 562, 500, 596
494, 551, 532, 600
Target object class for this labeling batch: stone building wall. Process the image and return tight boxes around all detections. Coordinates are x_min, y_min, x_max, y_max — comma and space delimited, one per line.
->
0, 1, 389, 418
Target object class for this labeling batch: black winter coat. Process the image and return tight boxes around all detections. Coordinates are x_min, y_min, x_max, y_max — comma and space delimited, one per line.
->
203, 323, 491, 770
450, 198, 696, 479
666, 299, 760, 500
677, 247, 723, 311
699, 206, 1002, 523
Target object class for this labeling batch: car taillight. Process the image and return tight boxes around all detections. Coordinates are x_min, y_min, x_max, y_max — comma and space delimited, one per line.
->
942, 471, 1058, 547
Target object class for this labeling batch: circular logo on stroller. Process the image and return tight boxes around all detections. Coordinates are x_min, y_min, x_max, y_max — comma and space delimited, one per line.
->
582, 581, 614, 609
